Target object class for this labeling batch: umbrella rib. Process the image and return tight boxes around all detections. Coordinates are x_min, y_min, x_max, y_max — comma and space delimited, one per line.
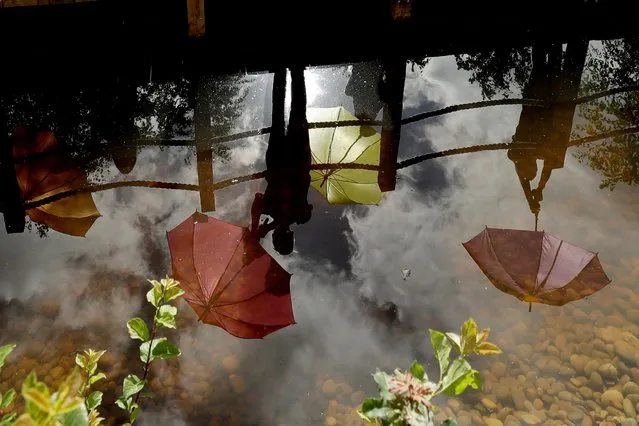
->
214, 288, 282, 309
208, 240, 253, 303
334, 134, 378, 166
534, 240, 564, 295
484, 230, 528, 295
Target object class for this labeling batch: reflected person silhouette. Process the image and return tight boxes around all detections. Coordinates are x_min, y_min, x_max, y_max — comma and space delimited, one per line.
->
251, 67, 313, 255
507, 42, 585, 219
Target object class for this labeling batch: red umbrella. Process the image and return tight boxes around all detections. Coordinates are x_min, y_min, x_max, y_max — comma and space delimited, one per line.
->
167, 212, 295, 339
463, 227, 611, 311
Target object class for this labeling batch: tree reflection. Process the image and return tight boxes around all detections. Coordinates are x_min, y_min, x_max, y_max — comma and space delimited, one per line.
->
575, 38, 639, 190
455, 48, 532, 99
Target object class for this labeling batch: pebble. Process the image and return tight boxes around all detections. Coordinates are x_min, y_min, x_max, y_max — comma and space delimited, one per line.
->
581, 415, 593, 426
511, 388, 526, 410
601, 389, 624, 409
621, 419, 639, 426
623, 398, 637, 417
623, 382, 639, 396
485, 419, 503, 426
222, 355, 239, 371
324, 417, 337, 426
589, 371, 604, 391
532, 399, 543, 410
228, 374, 245, 394
481, 397, 497, 411
321, 380, 337, 395
492, 362, 508, 379
518, 413, 541, 425
598, 363, 618, 381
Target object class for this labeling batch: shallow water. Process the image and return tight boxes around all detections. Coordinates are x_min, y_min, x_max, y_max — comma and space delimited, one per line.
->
2, 37, 639, 426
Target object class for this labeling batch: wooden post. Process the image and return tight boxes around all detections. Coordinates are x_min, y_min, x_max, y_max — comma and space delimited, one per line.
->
0, 98, 26, 233
378, 58, 406, 192
187, 0, 206, 37
194, 77, 215, 212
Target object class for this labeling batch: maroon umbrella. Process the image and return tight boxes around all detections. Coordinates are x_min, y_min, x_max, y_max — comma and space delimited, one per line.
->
463, 227, 611, 311
167, 212, 295, 338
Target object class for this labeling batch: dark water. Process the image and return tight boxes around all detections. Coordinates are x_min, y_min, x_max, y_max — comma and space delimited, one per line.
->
2, 37, 639, 426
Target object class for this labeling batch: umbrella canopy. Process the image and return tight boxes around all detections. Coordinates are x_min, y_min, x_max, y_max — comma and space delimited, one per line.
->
307, 107, 383, 205
463, 227, 611, 311
167, 212, 295, 339
12, 128, 100, 237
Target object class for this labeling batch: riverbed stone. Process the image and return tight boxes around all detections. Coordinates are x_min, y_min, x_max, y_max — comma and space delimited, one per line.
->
589, 371, 604, 391
624, 398, 637, 418
485, 419, 503, 426
601, 389, 624, 409
598, 363, 618, 381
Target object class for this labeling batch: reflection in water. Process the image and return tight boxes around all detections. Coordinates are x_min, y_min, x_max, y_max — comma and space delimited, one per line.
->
5, 28, 639, 425
251, 67, 312, 256
10, 128, 101, 237
308, 107, 383, 205
463, 227, 611, 312
167, 212, 294, 339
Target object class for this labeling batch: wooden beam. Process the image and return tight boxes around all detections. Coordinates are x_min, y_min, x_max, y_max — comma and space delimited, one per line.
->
378, 58, 406, 192
194, 78, 215, 212
187, 0, 205, 37
0, 103, 26, 234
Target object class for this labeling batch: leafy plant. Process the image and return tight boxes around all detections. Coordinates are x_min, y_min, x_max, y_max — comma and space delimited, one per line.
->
116, 277, 184, 425
358, 318, 502, 426
74, 350, 107, 426
0, 276, 184, 426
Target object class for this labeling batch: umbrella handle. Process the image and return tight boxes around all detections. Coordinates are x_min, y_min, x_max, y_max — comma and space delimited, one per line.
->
529, 302, 532, 312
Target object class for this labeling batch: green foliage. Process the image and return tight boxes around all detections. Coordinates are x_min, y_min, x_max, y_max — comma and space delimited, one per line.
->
455, 48, 532, 100
0, 276, 184, 426
359, 318, 501, 426
117, 276, 183, 425
574, 38, 639, 190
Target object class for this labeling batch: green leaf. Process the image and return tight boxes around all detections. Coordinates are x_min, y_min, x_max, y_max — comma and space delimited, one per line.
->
443, 369, 481, 396
155, 305, 177, 329
475, 342, 502, 356
409, 361, 426, 381
151, 338, 180, 359
360, 398, 392, 419
163, 286, 185, 303
86, 391, 103, 411
85, 350, 106, 364
445, 332, 462, 353
461, 318, 478, 356
127, 318, 150, 342
23, 371, 38, 390
139, 339, 160, 363
89, 373, 106, 385
356, 410, 376, 424
372, 370, 393, 401
58, 403, 89, 426
439, 358, 472, 396
115, 397, 129, 411
0, 344, 16, 369
429, 329, 452, 379
129, 404, 139, 423
441, 419, 458, 426
57, 397, 84, 415
146, 281, 164, 307
1, 413, 17, 425
122, 375, 145, 399
75, 354, 88, 370
1, 389, 16, 409
23, 388, 50, 413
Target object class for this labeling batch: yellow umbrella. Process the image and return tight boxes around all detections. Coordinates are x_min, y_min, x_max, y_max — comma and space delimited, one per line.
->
307, 107, 383, 205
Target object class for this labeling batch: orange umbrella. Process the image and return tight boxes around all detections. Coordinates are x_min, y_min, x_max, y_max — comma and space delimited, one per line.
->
12, 128, 100, 237
167, 212, 295, 339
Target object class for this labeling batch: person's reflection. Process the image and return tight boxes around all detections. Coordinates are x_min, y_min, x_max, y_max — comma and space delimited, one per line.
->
507, 44, 567, 216
250, 67, 313, 255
